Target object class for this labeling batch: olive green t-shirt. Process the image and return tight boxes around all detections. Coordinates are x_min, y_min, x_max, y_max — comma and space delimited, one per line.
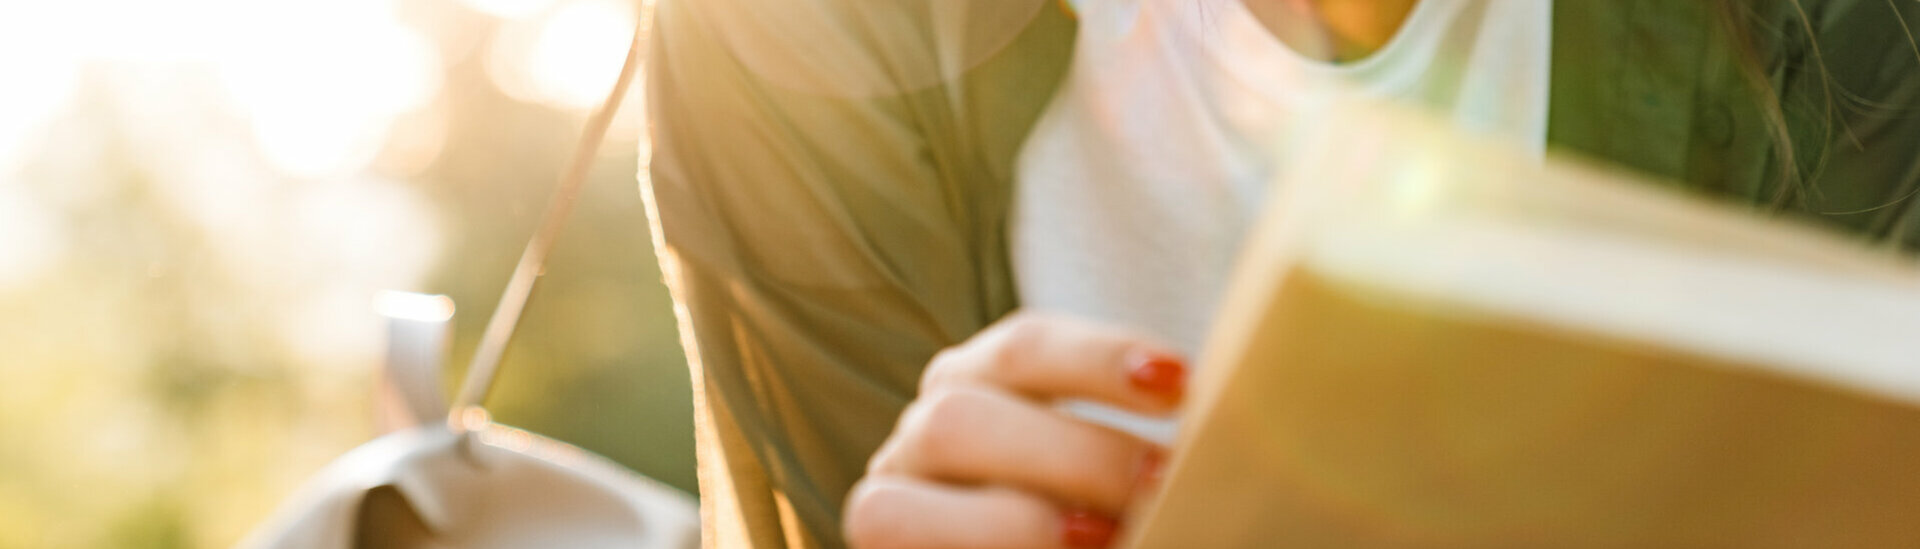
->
644, 1, 1920, 546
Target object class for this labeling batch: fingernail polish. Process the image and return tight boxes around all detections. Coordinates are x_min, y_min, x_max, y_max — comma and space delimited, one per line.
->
1126, 351, 1186, 401
1061, 509, 1118, 548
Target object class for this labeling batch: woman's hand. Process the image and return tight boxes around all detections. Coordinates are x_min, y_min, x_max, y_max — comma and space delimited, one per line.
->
844, 311, 1189, 549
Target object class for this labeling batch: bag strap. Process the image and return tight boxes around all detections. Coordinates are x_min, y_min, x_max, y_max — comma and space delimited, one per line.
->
449, 0, 653, 425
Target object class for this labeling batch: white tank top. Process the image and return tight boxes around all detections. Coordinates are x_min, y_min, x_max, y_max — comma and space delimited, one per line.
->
1011, 0, 1553, 441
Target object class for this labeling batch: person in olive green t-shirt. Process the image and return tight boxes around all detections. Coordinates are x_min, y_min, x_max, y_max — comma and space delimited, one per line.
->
644, 1, 1920, 547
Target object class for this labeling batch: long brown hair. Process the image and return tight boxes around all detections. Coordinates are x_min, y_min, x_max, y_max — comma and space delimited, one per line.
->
1711, 0, 1920, 214
1711, 0, 1810, 208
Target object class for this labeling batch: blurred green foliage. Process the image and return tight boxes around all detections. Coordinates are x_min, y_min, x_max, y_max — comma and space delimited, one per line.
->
0, 3, 694, 547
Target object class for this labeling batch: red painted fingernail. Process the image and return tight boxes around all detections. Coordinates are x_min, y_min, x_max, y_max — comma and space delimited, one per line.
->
1061, 509, 1118, 548
1126, 351, 1186, 401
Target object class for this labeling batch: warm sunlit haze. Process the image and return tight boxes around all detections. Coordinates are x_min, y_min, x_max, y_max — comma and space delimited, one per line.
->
0, 1, 687, 547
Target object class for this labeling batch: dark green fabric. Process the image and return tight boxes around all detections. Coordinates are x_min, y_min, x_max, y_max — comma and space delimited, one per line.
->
1550, 0, 1920, 245
645, 1, 1920, 546
645, 1, 1073, 546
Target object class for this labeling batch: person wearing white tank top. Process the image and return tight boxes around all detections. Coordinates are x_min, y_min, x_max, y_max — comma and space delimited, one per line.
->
848, 1, 1553, 547
1019, 0, 1550, 364
1013, 0, 1551, 443
645, 0, 1920, 544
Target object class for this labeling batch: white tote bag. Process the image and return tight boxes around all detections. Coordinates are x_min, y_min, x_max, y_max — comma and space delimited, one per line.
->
239, 413, 698, 549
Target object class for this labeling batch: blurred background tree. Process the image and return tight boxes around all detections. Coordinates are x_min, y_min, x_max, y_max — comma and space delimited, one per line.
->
0, 0, 693, 547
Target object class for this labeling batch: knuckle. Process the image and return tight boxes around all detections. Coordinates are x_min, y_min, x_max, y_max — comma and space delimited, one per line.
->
978, 340, 1023, 382
902, 389, 988, 461
918, 389, 987, 432
843, 480, 910, 549
923, 310, 1059, 393
866, 428, 904, 474
892, 393, 937, 438
997, 311, 1054, 346
918, 347, 961, 394
997, 309, 1047, 333
869, 405, 929, 474
982, 313, 1050, 375
871, 391, 982, 475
